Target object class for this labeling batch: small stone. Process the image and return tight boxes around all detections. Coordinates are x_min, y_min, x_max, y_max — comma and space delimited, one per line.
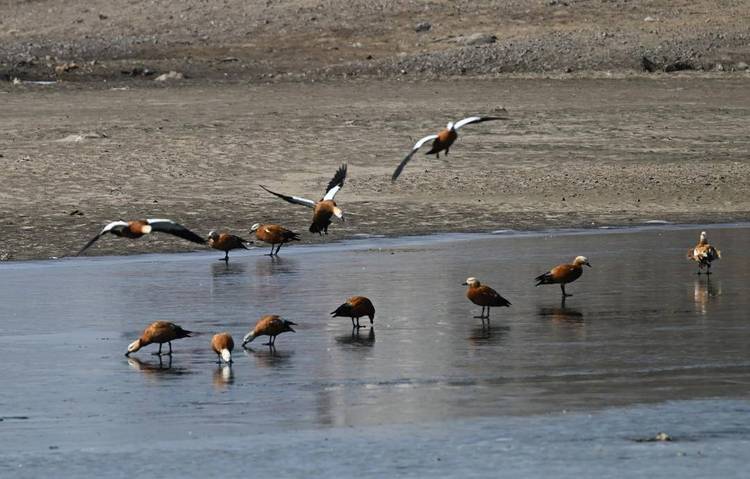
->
154, 71, 184, 81
54, 62, 79, 75
735, 61, 748, 70
460, 33, 497, 46
415, 21, 431, 33
644, 16, 656, 22
655, 432, 672, 441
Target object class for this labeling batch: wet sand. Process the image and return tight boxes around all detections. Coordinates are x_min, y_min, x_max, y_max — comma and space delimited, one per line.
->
1, 226, 749, 476
1, 77, 750, 260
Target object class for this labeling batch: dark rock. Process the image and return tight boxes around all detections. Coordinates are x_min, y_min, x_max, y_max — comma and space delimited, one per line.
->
641, 56, 657, 72
415, 22, 431, 33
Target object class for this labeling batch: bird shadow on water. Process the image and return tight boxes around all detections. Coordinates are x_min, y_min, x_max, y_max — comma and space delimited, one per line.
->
335, 327, 375, 347
126, 356, 190, 377
242, 346, 295, 368
212, 364, 234, 389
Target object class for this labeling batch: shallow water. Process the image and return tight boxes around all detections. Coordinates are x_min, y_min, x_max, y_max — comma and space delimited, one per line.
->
1, 225, 749, 477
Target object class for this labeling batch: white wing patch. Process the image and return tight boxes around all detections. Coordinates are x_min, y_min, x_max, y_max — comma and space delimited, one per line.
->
323, 185, 342, 201
453, 116, 483, 130
412, 134, 439, 150
146, 218, 175, 225
101, 221, 128, 234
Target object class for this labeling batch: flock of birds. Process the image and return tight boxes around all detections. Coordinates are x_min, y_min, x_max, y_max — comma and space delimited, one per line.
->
71, 113, 723, 364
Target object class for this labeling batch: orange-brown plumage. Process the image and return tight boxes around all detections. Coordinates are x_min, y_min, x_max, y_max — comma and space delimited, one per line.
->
252, 223, 300, 255
463, 278, 510, 324
535, 256, 591, 297
208, 230, 251, 261
331, 296, 376, 329
126, 320, 192, 356
426, 128, 458, 155
242, 315, 296, 348
311, 200, 338, 235
211, 332, 235, 363
687, 231, 721, 274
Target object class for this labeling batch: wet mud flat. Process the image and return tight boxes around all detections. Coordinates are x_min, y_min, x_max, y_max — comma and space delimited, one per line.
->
1, 225, 749, 477
1, 76, 750, 260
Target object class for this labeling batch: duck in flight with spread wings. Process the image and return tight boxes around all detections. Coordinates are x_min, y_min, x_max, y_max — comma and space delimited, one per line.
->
260, 164, 347, 235
76, 218, 206, 255
392, 113, 508, 181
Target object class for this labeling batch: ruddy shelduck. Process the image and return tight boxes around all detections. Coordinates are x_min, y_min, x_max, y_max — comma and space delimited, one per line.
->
687, 231, 721, 275
210, 332, 235, 363
207, 230, 252, 262
242, 315, 296, 348
535, 256, 591, 297
77, 218, 205, 255
462, 277, 511, 325
260, 164, 347, 235
251, 223, 300, 256
125, 321, 192, 356
331, 296, 376, 329
392, 113, 508, 181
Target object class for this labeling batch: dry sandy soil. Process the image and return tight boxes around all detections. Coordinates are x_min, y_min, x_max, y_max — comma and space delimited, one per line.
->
1, 1, 749, 259
1, 75, 749, 260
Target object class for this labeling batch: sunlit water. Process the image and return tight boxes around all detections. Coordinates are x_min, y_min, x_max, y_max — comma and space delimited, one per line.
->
1, 225, 749, 477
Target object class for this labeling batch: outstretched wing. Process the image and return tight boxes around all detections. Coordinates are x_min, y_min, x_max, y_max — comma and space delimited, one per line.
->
259, 185, 316, 208
453, 114, 508, 130
323, 164, 347, 201
147, 219, 206, 244
76, 221, 127, 255
391, 134, 439, 181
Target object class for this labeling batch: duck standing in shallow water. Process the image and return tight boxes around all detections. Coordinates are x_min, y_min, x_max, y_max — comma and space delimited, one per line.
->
331, 296, 376, 329
687, 231, 721, 275
211, 332, 235, 364
462, 277, 511, 326
251, 223, 300, 256
535, 256, 591, 298
242, 315, 296, 349
207, 230, 252, 262
125, 321, 192, 356
260, 164, 347, 235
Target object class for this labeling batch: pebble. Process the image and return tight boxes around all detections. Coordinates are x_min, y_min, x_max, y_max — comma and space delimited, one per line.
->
460, 33, 497, 46
415, 22, 431, 33
154, 71, 184, 81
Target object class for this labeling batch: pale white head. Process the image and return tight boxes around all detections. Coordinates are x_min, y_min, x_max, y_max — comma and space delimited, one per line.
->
462, 277, 480, 287
242, 330, 256, 346
125, 339, 142, 356
208, 230, 219, 240
573, 256, 591, 267
333, 206, 344, 222
446, 121, 455, 130
250, 223, 261, 232
699, 231, 708, 242
140, 224, 153, 234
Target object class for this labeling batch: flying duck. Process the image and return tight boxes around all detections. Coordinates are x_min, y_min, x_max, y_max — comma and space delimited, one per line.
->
207, 230, 252, 261
125, 321, 192, 356
251, 223, 300, 256
260, 164, 347, 235
535, 256, 591, 297
242, 315, 296, 348
392, 114, 508, 181
687, 231, 721, 274
77, 218, 205, 255
331, 296, 376, 329
462, 277, 511, 325
210, 332, 235, 364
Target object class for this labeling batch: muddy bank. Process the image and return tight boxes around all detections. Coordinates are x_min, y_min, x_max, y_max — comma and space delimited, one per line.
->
1, 77, 749, 260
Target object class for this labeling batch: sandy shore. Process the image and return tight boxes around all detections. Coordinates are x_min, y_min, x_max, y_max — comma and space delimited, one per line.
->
1, 76, 749, 260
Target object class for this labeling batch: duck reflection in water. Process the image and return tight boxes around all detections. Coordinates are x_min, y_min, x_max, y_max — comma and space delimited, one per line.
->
335, 327, 375, 347
254, 255, 299, 277
694, 277, 720, 315
242, 346, 294, 368
538, 299, 584, 325
126, 355, 187, 377
468, 324, 508, 346
211, 260, 247, 278
212, 364, 234, 389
